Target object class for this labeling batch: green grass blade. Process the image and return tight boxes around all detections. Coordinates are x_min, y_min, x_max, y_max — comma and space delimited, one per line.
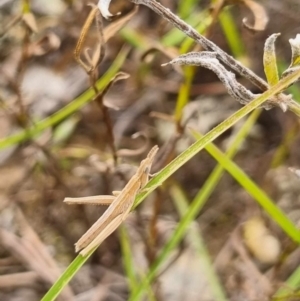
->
170, 184, 228, 301
174, 11, 213, 123
218, 7, 245, 58
129, 70, 300, 301
179, 11, 212, 54
119, 226, 140, 291
128, 109, 260, 301
273, 265, 300, 299
161, 12, 206, 47
191, 129, 300, 243
174, 66, 195, 123
178, 0, 199, 19
41, 252, 93, 301
134, 68, 300, 209
0, 47, 129, 150
42, 63, 300, 301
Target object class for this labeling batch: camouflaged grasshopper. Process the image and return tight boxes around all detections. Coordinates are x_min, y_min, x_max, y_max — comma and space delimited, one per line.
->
64, 145, 159, 256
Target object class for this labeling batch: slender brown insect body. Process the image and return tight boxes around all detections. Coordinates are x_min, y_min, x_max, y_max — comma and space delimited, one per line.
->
64, 146, 159, 256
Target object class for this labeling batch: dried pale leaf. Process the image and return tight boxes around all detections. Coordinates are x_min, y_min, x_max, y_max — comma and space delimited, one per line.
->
74, 6, 101, 72
95, 72, 129, 110
242, 0, 268, 32
104, 5, 139, 42
98, 0, 121, 19
64, 195, 115, 205
0, 271, 39, 288
117, 132, 149, 157
263, 33, 280, 86
22, 12, 38, 33
91, 42, 104, 69
91, 8, 105, 68
83, 48, 94, 68
29, 32, 61, 56
150, 111, 175, 123
0, 14, 22, 38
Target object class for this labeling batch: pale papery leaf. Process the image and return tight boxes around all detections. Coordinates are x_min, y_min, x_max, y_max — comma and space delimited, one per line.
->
22, 12, 38, 33
95, 72, 130, 111
98, 0, 120, 19
28, 33, 61, 56
104, 5, 139, 42
242, 0, 269, 32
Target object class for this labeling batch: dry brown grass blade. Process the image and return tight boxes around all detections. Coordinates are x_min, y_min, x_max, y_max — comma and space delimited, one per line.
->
116, 132, 149, 157
16, 210, 64, 273
74, 5, 104, 73
104, 5, 139, 42
0, 14, 22, 37
75, 4, 138, 73
95, 71, 129, 110
242, 0, 269, 32
0, 271, 39, 288
0, 208, 75, 301
28, 32, 61, 56
22, 12, 38, 33
0, 229, 50, 281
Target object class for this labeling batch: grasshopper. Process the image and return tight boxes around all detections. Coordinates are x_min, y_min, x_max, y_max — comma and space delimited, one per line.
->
64, 145, 159, 256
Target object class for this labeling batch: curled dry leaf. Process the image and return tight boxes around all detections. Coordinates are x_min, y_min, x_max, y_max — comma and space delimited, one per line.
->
104, 5, 139, 42
242, 0, 268, 32
141, 46, 178, 63
74, 6, 104, 73
225, 0, 268, 32
116, 132, 150, 157
75, 4, 137, 74
98, 0, 120, 19
141, 46, 182, 75
95, 71, 130, 110
28, 32, 61, 56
